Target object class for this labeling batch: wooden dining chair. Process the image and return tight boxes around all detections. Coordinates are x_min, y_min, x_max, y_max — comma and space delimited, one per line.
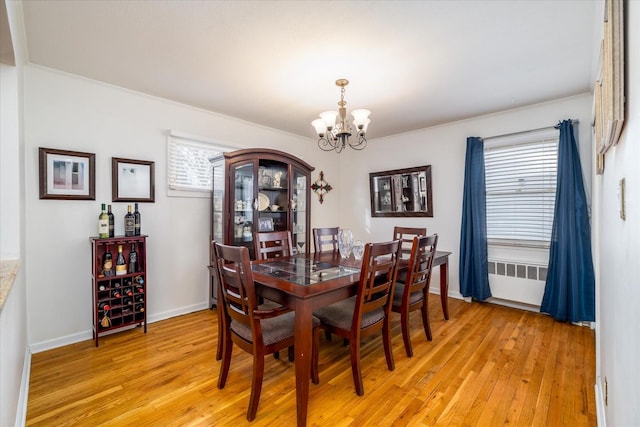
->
313, 239, 402, 396
391, 234, 438, 357
312, 227, 339, 253
254, 230, 294, 260
393, 226, 427, 259
210, 240, 224, 362
213, 242, 320, 421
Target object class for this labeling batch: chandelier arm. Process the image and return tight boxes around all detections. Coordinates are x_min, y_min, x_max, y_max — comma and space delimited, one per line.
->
348, 135, 367, 150
318, 136, 338, 152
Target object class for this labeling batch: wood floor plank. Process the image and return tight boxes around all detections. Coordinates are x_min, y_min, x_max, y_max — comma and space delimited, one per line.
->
26, 298, 596, 427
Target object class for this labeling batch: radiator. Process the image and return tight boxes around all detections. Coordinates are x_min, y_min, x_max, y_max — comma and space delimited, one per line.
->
488, 259, 548, 281
487, 259, 548, 306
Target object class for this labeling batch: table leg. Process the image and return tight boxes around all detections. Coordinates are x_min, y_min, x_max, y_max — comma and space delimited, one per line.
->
439, 261, 449, 320
294, 298, 313, 427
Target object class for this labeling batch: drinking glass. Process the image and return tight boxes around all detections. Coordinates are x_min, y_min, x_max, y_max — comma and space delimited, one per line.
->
338, 229, 353, 259
352, 240, 365, 260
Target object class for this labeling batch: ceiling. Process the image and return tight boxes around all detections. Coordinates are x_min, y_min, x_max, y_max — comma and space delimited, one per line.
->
18, 0, 598, 139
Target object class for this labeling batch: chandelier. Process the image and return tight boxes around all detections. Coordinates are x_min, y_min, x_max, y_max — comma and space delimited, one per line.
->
311, 79, 371, 153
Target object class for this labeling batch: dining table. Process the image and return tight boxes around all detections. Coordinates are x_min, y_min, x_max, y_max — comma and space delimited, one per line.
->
250, 249, 452, 427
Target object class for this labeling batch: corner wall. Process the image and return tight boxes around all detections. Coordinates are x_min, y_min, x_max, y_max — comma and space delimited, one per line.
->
23, 65, 341, 351
338, 93, 593, 302
594, 1, 640, 424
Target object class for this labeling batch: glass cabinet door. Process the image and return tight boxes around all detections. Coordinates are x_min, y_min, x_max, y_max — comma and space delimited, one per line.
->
257, 160, 289, 235
291, 166, 308, 255
211, 158, 225, 243
230, 161, 256, 255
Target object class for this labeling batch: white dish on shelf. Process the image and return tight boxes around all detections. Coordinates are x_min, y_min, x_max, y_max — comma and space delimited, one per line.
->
258, 193, 270, 211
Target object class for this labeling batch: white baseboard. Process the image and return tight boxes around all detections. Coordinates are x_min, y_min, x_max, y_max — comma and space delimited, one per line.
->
595, 377, 607, 427
147, 301, 209, 324
429, 286, 464, 301
15, 349, 31, 427
29, 301, 210, 354
486, 297, 541, 313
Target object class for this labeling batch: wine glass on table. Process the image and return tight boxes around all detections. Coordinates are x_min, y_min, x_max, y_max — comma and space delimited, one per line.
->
338, 229, 353, 259
352, 240, 365, 260
297, 240, 305, 255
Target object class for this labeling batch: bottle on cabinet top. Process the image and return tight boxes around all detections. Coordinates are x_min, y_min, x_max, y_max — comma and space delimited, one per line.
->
98, 204, 109, 239
134, 203, 141, 236
107, 204, 115, 238
124, 205, 135, 236
115, 245, 127, 276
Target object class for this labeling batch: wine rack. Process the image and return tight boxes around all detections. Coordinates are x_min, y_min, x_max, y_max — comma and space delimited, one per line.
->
90, 235, 147, 346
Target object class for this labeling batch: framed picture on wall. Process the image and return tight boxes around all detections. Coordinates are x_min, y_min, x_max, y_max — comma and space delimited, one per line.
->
112, 157, 155, 202
38, 147, 96, 200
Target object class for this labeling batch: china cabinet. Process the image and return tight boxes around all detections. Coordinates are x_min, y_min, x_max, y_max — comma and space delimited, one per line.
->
209, 149, 314, 306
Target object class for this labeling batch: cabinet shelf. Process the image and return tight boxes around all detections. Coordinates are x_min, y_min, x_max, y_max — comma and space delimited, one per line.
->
90, 235, 147, 346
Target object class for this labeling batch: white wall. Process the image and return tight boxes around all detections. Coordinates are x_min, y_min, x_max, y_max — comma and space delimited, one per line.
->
1, 63, 19, 258
23, 65, 341, 350
595, 1, 640, 425
0, 62, 28, 427
339, 93, 593, 302
0, 5, 28, 425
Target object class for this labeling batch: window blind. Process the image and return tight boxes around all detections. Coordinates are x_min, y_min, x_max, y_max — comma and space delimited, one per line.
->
484, 137, 558, 243
167, 133, 234, 194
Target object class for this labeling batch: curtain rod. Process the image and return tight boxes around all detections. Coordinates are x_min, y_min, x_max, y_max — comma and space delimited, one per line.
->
483, 119, 579, 141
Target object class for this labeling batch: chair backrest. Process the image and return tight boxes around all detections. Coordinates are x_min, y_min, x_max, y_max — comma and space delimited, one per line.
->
312, 227, 339, 253
353, 239, 402, 329
254, 230, 294, 260
393, 226, 427, 260
212, 242, 258, 331
403, 234, 438, 298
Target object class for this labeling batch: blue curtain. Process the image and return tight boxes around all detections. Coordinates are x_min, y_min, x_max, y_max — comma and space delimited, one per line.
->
459, 136, 491, 301
540, 120, 595, 322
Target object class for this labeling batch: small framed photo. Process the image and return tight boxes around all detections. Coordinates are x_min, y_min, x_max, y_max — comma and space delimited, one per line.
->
112, 157, 155, 202
39, 147, 96, 200
258, 217, 274, 232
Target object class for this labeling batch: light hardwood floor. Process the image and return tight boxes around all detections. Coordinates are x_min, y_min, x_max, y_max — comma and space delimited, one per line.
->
26, 297, 596, 426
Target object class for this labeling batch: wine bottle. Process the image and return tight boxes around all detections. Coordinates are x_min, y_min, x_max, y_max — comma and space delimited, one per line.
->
135, 294, 144, 303
115, 245, 127, 276
107, 204, 115, 238
124, 287, 133, 296
124, 205, 135, 236
134, 203, 141, 236
128, 243, 138, 273
98, 203, 109, 238
111, 289, 121, 298
134, 303, 144, 313
98, 302, 110, 311
123, 297, 133, 305
102, 245, 114, 277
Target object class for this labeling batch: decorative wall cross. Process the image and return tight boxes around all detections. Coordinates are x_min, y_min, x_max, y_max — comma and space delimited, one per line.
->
310, 171, 333, 204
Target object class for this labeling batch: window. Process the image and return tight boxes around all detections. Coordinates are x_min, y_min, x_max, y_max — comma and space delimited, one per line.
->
484, 129, 558, 246
167, 131, 235, 197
